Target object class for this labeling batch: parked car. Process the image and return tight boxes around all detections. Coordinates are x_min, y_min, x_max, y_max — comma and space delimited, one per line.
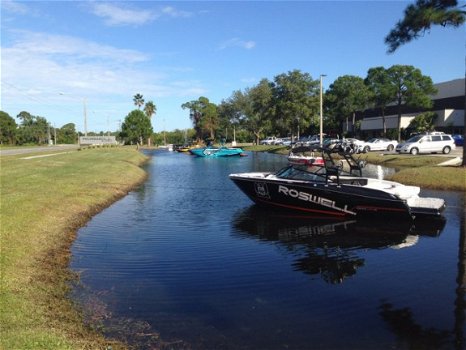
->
342, 138, 365, 153
452, 134, 464, 146
280, 137, 293, 146
294, 135, 317, 146
358, 138, 398, 153
396, 132, 456, 155
322, 138, 341, 148
260, 136, 279, 145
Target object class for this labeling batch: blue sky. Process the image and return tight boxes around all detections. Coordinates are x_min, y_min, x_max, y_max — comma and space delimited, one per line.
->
1, 1, 464, 133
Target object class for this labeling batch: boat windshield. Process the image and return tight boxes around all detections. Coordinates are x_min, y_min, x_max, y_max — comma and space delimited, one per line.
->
275, 166, 326, 182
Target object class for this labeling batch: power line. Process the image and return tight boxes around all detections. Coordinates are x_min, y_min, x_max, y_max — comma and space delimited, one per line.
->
1, 81, 49, 104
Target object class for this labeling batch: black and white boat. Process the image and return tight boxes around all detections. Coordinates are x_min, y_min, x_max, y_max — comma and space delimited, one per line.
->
229, 145, 445, 220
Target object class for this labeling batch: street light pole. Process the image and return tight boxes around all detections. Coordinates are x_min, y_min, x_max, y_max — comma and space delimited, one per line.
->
296, 117, 300, 141
59, 92, 87, 136
320, 74, 326, 146
83, 98, 87, 136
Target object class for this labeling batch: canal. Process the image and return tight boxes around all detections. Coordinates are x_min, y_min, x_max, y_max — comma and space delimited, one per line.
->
71, 150, 465, 349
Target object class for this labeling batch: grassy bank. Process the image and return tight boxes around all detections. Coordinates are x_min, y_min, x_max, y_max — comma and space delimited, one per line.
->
360, 152, 466, 191
243, 145, 466, 191
1, 147, 148, 349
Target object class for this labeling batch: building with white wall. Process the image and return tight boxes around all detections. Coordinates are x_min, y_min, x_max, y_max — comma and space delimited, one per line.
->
357, 78, 464, 137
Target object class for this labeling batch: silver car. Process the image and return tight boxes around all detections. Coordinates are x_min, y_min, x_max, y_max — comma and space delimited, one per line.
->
396, 133, 456, 155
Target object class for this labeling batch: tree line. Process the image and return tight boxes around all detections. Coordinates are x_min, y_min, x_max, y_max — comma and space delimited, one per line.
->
0, 65, 441, 146
0, 94, 157, 146
0, 111, 81, 145
180, 65, 437, 145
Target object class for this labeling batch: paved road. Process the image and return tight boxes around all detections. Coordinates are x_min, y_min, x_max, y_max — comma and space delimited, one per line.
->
0, 144, 79, 156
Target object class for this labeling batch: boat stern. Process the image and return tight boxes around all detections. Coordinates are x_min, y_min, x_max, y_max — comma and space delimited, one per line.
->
408, 197, 446, 217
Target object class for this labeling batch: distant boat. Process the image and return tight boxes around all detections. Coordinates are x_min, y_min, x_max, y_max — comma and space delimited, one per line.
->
189, 146, 245, 157
158, 144, 173, 151
175, 145, 194, 152
288, 146, 324, 166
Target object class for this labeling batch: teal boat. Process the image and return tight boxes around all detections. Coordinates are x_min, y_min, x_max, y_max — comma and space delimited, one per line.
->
189, 146, 245, 157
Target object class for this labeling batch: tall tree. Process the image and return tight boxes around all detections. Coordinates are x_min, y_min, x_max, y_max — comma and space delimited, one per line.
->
143, 101, 156, 146
120, 109, 153, 145
386, 65, 436, 141
248, 79, 274, 144
198, 97, 218, 140
217, 90, 249, 141
271, 70, 319, 136
16, 111, 49, 145
181, 100, 203, 141
385, 0, 465, 165
182, 97, 219, 141
133, 93, 145, 110
0, 111, 17, 144
365, 67, 396, 137
326, 75, 371, 136
144, 100, 157, 119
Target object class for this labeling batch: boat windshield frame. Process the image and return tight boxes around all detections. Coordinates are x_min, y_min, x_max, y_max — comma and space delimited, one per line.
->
276, 165, 328, 182
281, 144, 367, 183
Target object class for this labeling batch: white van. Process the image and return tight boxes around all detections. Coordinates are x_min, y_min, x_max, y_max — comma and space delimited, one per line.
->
396, 132, 456, 155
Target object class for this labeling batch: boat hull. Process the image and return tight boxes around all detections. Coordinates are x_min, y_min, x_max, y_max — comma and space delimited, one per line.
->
190, 147, 244, 157
230, 175, 414, 219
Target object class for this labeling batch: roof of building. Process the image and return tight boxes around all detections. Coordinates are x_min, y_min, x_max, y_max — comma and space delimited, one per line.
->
433, 78, 465, 100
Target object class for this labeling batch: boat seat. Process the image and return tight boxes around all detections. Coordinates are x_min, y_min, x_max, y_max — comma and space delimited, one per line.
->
338, 178, 368, 186
326, 166, 340, 183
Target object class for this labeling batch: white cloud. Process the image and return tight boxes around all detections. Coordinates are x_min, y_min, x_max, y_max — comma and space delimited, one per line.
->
89, 2, 156, 26
8, 30, 149, 64
161, 6, 192, 18
88, 2, 193, 26
218, 38, 256, 50
2, 30, 205, 107
1, 0, 29, 14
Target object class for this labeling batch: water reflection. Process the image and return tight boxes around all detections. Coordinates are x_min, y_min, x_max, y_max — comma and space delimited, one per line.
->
379, 301, 452, 349
378, 193, 465, 350
232, 205, 445, 284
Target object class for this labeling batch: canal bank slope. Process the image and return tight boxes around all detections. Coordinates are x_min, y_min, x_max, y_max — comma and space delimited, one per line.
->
1, 147, 148, 350
360, 151, 466, 191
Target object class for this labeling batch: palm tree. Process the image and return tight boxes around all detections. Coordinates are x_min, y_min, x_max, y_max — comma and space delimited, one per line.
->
133, 94, 145, 110
144, 101, 157, 119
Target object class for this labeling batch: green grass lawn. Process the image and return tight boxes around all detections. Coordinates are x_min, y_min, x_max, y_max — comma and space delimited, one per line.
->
1, 147, 147, 349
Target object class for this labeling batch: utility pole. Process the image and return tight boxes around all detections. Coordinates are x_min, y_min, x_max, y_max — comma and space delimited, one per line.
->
83, 98, 88, 136
47, 123, 51, 145
319, 74, 326, 146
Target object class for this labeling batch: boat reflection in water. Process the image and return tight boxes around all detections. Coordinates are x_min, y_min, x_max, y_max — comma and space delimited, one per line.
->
232, 205, 445, 284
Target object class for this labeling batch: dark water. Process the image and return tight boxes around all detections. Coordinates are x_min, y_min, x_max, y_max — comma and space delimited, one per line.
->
71, 150, 465, 350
